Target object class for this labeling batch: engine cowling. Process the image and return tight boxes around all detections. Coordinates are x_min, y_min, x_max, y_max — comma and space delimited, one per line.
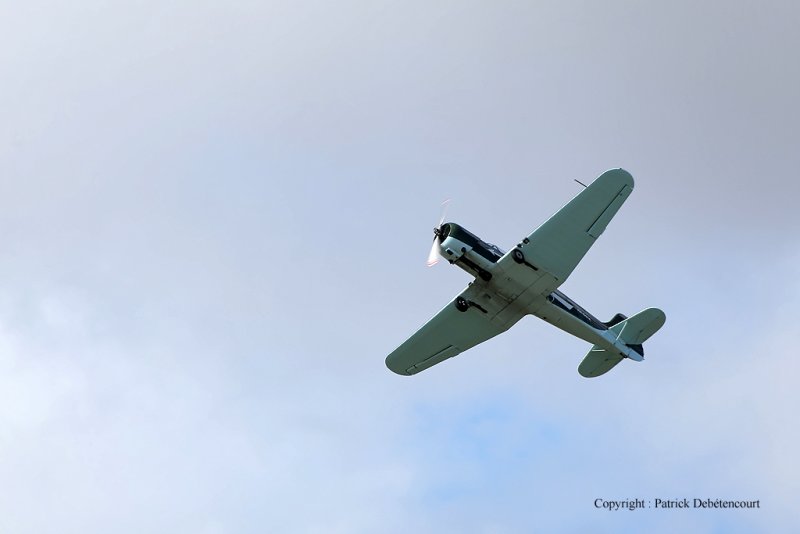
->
434, 222, 503, 281
440, 235, 471, 263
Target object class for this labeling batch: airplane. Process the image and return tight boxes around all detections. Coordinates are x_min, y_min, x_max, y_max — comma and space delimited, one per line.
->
385, 169, 666, 378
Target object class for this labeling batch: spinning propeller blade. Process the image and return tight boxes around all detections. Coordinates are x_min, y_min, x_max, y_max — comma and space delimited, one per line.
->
426, 199, 450, 267
427, 239, 440, 267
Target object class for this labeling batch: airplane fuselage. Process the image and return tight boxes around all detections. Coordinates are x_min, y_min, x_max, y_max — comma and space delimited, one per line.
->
439, 222, 643, 361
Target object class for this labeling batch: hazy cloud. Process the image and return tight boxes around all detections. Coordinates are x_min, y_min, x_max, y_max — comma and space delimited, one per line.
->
1, 1, 798, 532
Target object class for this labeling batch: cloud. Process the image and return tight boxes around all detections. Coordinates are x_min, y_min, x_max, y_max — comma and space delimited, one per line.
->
1, 1, 799, 532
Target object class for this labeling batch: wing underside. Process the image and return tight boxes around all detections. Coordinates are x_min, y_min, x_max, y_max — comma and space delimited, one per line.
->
510, 168, 634, 284
385, 295, 510, 375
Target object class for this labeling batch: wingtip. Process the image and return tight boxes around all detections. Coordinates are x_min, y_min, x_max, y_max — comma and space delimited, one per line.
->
385, 355, 413, 376
608, 168, 634, 188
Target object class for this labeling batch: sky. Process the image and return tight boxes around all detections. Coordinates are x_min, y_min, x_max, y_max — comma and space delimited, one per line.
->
1, 1, 799, 532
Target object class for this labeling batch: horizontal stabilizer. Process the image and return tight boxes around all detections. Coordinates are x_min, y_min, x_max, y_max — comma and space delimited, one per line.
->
578, 308, 666, 378
578, 348, 624, 378
614, 307, 666, 345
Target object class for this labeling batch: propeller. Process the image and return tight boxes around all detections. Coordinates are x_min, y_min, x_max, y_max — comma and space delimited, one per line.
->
426, 199, 450, 267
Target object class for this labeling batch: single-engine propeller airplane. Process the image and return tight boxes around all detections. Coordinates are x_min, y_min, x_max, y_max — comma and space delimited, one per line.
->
385, 169, 665, 378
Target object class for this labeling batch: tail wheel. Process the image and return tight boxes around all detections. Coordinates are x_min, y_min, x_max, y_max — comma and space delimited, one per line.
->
455, 297, 469, 312
512, 249, 525, 264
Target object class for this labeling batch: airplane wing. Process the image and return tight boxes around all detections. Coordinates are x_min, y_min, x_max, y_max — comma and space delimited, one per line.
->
506, 168, 634, 285
386, 169, 634, 376
385, 284, 528, 376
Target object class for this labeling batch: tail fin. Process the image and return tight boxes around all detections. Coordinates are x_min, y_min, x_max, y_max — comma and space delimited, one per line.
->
603, 312, 627, 328
578, 308, 666, 378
